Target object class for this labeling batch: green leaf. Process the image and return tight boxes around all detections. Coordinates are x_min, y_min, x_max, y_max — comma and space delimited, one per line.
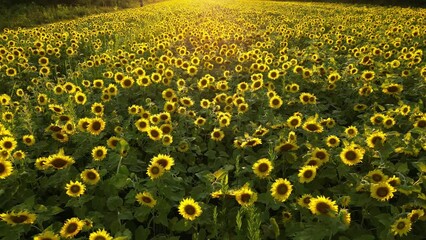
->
107, 196, 123, 211
135, 206, 151, 223
135, 226, 150, 240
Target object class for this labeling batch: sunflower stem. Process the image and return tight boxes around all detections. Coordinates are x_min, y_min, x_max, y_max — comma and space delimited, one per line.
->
116, 156, 123, 175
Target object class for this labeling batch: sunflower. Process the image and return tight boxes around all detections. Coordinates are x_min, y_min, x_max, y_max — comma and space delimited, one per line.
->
89, 229, 113, 240
308, 196, 338, 216
60, 217, 84, 238
339, 209, 351, 226
344, 126, 358, 138
287, 115, 302, 128
252, 158, 273, 179
91, 102, 104, 116
135, 118, 150, 132
162, 134, 173, 146
65, 180, 86, 197
178, 198, 202, 221
339, 143, 365, 166
298, 165, 318, 183
46, 149, 75, 170
270, 178, 293, 202
382, 116, 395, 129
382, 83, 403, 95
274, 141, 299, 153
366, 131, 387, 148
136, 191, 157, 208
74, 92, 87, 105
234, 184, 257, 207
12, 150, 25, 160
366, 169, 388, 183
33, 230, 60, 240
92, 146, 107, 161
35, 157, 49, 170
387, 175, 401, 187
302, 120, 323, 133
87, 118, 106, 135
361, 70, 375, 81
147, 163, 165, 180
147, 126, 163, 141
80, 169, 101, 185
0, 211, 36, 225
0, 136, 17, 152
194, 117, 206, 126
211, 128, 225, 141
151, 154, 174, 171
311, 148, 329, 162
1, 111, 13, 122
413, 116, 426, 128
269, 95, 283, 109
391, 218, 412, 237
326, 135, 340, 147
407, 209, 424, 222
370, 182, 396, 201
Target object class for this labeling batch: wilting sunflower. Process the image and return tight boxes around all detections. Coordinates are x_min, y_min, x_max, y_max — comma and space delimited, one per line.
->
46, 149, 75, 170
339, 143, 365, 166
0, 160, 13, 179
391, 218, 412, 237
308, 196, 338, 216
0, 211, 36, 225
234, 184, 258, 207
136, 191, 157, 208
370, 182, 396, 201
87, 118, 106, 135
60, 217, 84, 238
89, 229, 113, 240
366, 131, 387, 148
91, 146, 108, 161
33, 230, 60, 240
147, 163, 165, 180
151, 154, 174, 171
178, 197, 202, 221
147, 126, 163, 141
65, 180, 86, 197
80, 169, 100, 185
366, 169, 388, 183
298, 165, 318, 183
270, 178, 293, 202
252, 158, 273, 179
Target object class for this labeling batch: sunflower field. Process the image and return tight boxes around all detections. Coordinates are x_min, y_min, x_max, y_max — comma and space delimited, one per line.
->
0, 0, 425, 239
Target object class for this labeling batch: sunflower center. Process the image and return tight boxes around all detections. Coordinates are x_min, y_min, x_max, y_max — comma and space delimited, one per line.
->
150, 130, 159, 138
0, 163, 6, 175
387, 86, 398, 92
316, 202, 331, 214
86, 171, 97, 180
303, 170, 313, 178
306, 124, 319, 131
344, 151, 357, 161
213, 132, 221, 138
417, 120, 426, 128
290, 119, 299, 126
184, 205, 196, 215
277, 184, 288, 195
376, 187, 389, 197
372, 174, 382, 182
66, 223, 78, 233
151, 166, 160, 174
371, 136, 382, 145
50, 158, 68, 168
94, 236, 107, 240
96, 150, 104, 157
278, 143, 294, 151
142, 196, 152, 203
156, 159, 168, 168
258, 163, 269, 173
315, 151, 326, 160
396, 221, 405, 230
272, 99, 280, 105
70, 185, 81, 193
303, 197, 311, 204
302, 96, 309, 102
3, 141, 12, 149
91, 121, 101, 131
10, 215, 28, 223
328, 138, 337, 144
241, 193, 251, 203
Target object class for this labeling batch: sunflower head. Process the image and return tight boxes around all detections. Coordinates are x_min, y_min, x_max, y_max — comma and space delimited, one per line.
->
252, 158, 273, 179
308, 196, 338, 216
270, 178, 293, 202
178, 197, 202, 221
136, 192, 157, 208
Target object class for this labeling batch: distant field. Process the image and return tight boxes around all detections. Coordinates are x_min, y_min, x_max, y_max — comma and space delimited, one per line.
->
0, 0, 425, 239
